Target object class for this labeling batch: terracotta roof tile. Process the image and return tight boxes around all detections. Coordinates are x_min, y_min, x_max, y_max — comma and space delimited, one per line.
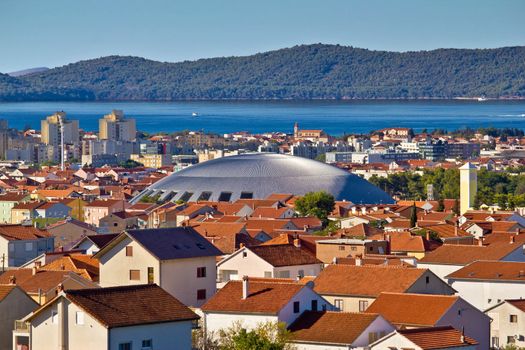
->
64, 284, 198, 327
313, 265, 427, 297
419, 241, 523, 265
248, 244, 321, 267
0, 269, 86, 294
398, 326, 478, 349
366, 292, 458, 327
288, 311, 381, 345
447, 261, 525, 282
0, 285, 16, 301
201, 279, 304, 314
0, 225, 52, 241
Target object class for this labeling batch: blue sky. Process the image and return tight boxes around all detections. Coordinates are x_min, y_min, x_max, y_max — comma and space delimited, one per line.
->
0, 0, 524, 73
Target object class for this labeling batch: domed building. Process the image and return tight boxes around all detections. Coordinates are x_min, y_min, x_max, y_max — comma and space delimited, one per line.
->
132, 153, 393, 204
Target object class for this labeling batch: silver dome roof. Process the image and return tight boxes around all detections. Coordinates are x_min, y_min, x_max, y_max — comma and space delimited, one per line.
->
132, 153, 394, 204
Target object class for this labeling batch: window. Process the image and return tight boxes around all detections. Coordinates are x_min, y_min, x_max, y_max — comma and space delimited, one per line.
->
242, 251, 247, 258
218, 192, 232, 202
293, 301, 300, 313
457, 309, 462, 316
119, 343, 132, 350
508, 336, 516, 344
75, 311, 84, 325
369, 246, 373, 251
491, 337, 499, 348
278, 270, 290, 278
197, 289, 206, 300
197, 267, 206, 278
126, 246, 133, 257
359, 300, 369, 312
180, 192, 194, 202
510, 314, 518, 323
311, 300, 318, 311
130, 270, 140, 281
338, 246, 345, 251
197, 192, 212, 201
368, 332, 380, 343
240, 192, 253, 199
334, 299, 344, 311
264, 271, 272, 278
25, 242, 33, 252
142, 339, 152, 349
51, 310, 58, 324
147, 267, 154, 284
425, 276, 430, 284
351, 246, 357, 251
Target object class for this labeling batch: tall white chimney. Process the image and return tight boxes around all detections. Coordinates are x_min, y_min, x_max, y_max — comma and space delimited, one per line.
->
242, 275, 249, 300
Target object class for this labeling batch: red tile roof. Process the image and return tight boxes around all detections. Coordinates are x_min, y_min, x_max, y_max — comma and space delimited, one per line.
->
419, 241, 523, 265
366, 292, 458, 327
47, 284, 198, 328
447, 261, 525, 282
313, 264, 428, 297
201, 279, 304, 314
398, 326, 478, 349
288, 311, 382, 345
0, 225, 51, 241
248, 244, 321, 267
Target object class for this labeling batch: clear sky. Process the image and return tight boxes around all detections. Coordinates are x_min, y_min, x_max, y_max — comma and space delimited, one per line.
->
1, 0, 524, 73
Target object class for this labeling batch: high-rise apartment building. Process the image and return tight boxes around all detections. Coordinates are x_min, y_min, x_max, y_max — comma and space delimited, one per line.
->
99, 110, 136, 142
41, 112, 79, 146
0, 119, 8, 160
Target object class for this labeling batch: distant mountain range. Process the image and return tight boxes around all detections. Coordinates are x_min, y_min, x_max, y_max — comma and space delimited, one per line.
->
1, 44, 524, 101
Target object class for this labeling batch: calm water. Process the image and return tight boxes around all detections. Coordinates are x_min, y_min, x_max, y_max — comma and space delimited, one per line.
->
0, 100, 524, 135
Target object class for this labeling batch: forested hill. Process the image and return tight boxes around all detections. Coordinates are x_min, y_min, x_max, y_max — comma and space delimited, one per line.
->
1, 44, 525, 101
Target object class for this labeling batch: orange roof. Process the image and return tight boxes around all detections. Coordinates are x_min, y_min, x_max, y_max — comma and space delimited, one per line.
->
245, 218, 290, 233
419, 241, 523, 265
0, 285, 16, 302
85, 199, 123, 208
0, 269, 85, 294
0, 192, 28, 202
248, 244, 320, 267
0, 225, 51, 241
366, 293, 459, 327
251, 206, 290, 219
35, 188, 77, 199
313, 265, 429, 297
398, 326, 478, 349
41, 254, 99, 282
288, 311, 382, 345
423, 224, 472, 238
447, 261, 525, 282
389, 231, 426, 252
201, 279, 304, 314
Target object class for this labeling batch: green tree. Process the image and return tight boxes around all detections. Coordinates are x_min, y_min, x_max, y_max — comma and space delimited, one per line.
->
409, 204, 417, 228
437, 199, 445, 212
217, 322, 295, 350
295, 191, 335, 225
452, 199, 460, 215
119, 159, 143, 168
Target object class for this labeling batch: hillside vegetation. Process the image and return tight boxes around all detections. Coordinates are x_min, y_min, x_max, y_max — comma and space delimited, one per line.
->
1, 44, 524, 101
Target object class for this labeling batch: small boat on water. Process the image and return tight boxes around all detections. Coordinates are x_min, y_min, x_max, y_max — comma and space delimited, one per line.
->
477, 96, 487, 102
192, 112, 198, 117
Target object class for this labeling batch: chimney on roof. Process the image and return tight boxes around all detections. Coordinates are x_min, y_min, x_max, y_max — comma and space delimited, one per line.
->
519, 270, 525, 278
8, 275, 16, 285
355, 256, 362, 266
32, 266, 38, 275
293, 238, 301, 248
517, 228, 521, 236
426, 231, 430, 241
303, 225, 308, 232
460, 327, 465, 343
511, 235, 515, 244
56, 283, 64, 294
455, 223, 458, 237
35, 261, 42, 269
239, 243, 245, 249
242, 275, 249, 300
478, 237, 484, 246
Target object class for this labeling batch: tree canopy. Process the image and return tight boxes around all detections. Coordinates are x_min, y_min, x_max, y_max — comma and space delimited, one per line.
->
1, 44, 524, 101
295, 191, 335, 224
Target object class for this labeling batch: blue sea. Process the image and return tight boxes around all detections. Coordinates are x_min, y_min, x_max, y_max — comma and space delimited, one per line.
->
0, 100, 524, 135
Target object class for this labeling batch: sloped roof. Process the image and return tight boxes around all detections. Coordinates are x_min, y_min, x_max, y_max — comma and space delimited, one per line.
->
288, 311, 381, 345
366, 293, 458, 327
313, 265, 428, 297
0, 225, 51, 241
0, 285, 16, 301
398, 326, 478, 349
49, 284, 198, 328
201, 279, 304, 314
0, 269, 88, 294
122, 227, 223, 260
248, 244, 321, 267
419, 241, 523, 265
446, 261, 525, 282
